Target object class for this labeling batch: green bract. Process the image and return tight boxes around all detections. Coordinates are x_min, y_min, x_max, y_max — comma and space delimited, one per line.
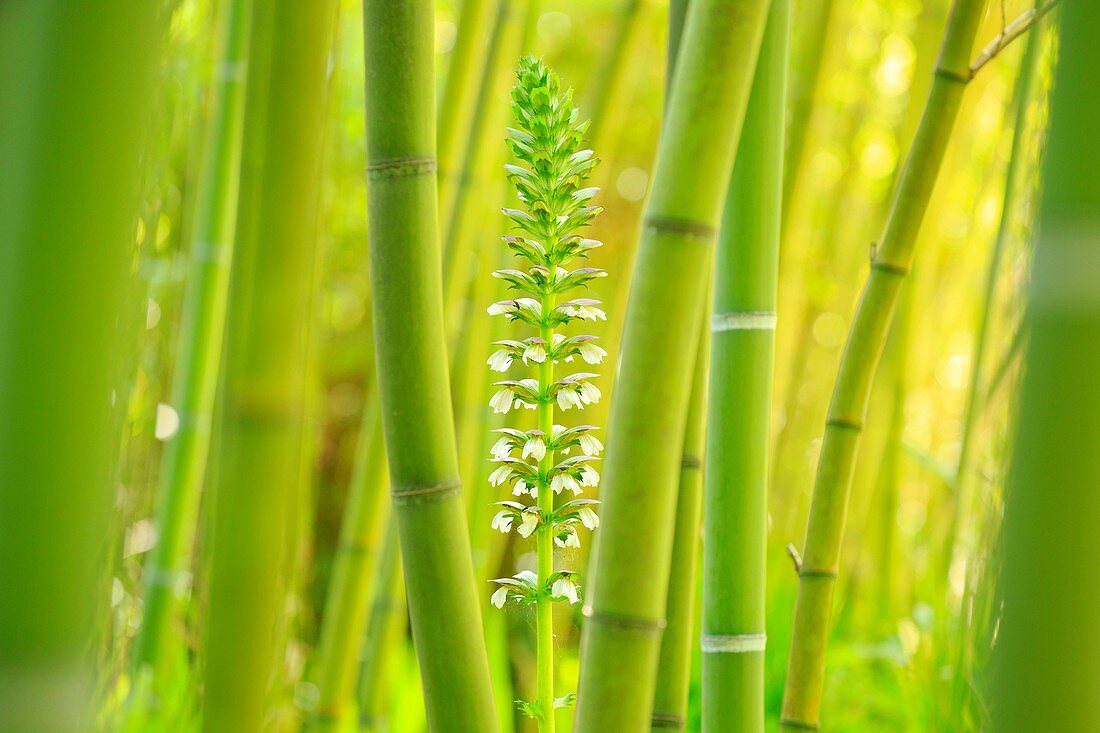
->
486, 56, 605, 731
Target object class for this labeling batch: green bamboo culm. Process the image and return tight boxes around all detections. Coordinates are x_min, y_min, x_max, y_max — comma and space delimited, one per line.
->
991, 3, 1100, 730
574, 0, 772, 729
200, 0, 337, 729
485, 57, 607, 731
133, 0, 254, 681
0, 2, 162, 730
779, 2, 987, 729
702, 0, 788, 730
362, 1, 499, 730
650, 327, 707, 731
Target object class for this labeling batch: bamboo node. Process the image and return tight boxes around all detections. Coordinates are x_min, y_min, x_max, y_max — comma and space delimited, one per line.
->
780, 718, 821, 731
933, 66, 971, 85
366, 156, 437, 180
825, 415, 863, 432
799, 567, 839, 580
700, 632, 766, 653
871, 259, 910, 277
391, 479, 463, 505
581, 606, 666, 635
681, 454, 702, 469
711, 310, 777, 332
642, 215, 717, 242
650, 711, 686, 729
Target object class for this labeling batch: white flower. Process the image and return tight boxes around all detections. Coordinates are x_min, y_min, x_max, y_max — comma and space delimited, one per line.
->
552, 577, 580, 604
578, 506, 600, 530
551, 473, 581, 495
487, 349, 513, 372
580, 464, 600, 487
578, 434, 603, 456
522, 437, 546, 461
488, 465, 513, 487
490, 437, 513, 459
517, 510, 540, 538
487, 302, 508, 316
491, 586, 509, 608
578, 382, 601, 404
577, 342, 607, 365
491, 511, 514, 533
522, 341, 547, 363
489, 388, 514, 414
557, 388, 583, 410
512, 479, 532, 497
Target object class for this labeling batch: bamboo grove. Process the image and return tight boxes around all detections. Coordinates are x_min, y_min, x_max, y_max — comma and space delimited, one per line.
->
0, 1, 1095, 732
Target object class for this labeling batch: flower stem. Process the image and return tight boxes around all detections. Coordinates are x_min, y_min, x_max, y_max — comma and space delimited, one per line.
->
536, 292, 557, 732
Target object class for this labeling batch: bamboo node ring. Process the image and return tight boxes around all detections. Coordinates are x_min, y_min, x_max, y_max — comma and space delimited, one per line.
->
650, 712, 686, 729
367, 156, 437, 180
700, 632, 767, 653
933, 66, 972, 85
871, 259, 910, 277
712, 310, 777, 332
681, 454, 702, 469
391, 479, 463, 505
643, 215, 717, 241
780, 718, 821, 731
581, 606, 666, 635
799, 567, 839, 580
825, 416, 863, 432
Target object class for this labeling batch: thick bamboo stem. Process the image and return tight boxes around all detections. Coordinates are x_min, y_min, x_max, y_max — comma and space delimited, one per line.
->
362, 1, 498, 730
134, 0, 254, 679
702, 1, 788, 730
0, 2, 162, 730
200, 1, 337, 730
991, 4, 1100, 730
574, 1, 772, 730
779, 2, 987, 729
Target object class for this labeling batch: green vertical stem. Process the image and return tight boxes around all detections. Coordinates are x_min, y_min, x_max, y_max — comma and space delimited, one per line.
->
650, 325, 708, 732
134, 0, 254, 679
308, 400, 389, 730
535, 294, 557, 733
201, 0, 338, 729
702, 1, 788, 730
583, 0, 648, 157
991, 3, 1100, 730
362, 1, 499, 731
574, 1, 772, 730
0, 2, 162, 730
358, 518, 406, 733
438, 0, 494, 222
780, 2, 987, 730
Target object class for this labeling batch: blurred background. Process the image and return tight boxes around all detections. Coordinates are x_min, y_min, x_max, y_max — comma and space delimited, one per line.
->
95, 0, 1053, 730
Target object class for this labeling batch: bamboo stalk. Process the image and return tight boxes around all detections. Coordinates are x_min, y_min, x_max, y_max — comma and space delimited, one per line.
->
779, 2, 988, 729
201, 1, 338, 729
358, 518, 406, 733
702, 1, 788, 730
991, 4, 1100, 730
0, 2, 162, 730
362, 1, 498, 730
133, 0, 254, 681
574, 1, 772, 730
583, 0, 648, 157
650, 326, 707, 732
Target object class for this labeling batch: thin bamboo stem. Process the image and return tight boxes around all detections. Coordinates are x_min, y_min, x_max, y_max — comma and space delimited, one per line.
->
650, 324, 707, 732
200, 1, 337, 729
362, 1, 498, 730
702, 1, 789, 730
0, 2, 162, 730
133, 0, 254, 680
574, 1, 772, 730
780, 2, 988, 730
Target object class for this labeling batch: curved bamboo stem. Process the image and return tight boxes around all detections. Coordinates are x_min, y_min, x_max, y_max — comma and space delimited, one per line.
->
779, 2, 987, 729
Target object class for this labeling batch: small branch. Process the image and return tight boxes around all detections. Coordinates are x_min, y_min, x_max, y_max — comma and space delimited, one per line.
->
970, 0, 1064, 77
786, 543, 803, 574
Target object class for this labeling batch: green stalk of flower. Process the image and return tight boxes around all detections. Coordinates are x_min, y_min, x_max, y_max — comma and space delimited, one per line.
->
0, 2, 162, 730
200, 0, 337, 729
133, 0, 253, 682
486, 57, 606, 732
702, 1, 789, 730
362, 0, 499, 729
574, 0, 771, 729
780, 2, 988, 729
